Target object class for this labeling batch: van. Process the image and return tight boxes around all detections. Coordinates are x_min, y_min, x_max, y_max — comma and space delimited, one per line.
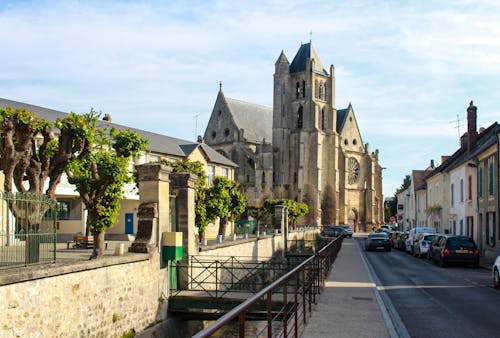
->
405, 227, 437, 254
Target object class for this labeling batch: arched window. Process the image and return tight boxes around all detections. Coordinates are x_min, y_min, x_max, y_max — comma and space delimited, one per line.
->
315, 80, 319, 98
297, 106, 303, 129
302, 80, 306, 98
296, 82, 300, 99
321, 109, 325, 130
262, 173, 266, 184
323, 83, 327, 100
319, 84, 323, 100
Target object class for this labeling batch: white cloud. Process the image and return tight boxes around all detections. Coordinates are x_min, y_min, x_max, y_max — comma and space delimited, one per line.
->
1, 0, 499, 197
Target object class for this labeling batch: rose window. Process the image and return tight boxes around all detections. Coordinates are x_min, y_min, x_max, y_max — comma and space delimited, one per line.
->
347, 158, 360, 184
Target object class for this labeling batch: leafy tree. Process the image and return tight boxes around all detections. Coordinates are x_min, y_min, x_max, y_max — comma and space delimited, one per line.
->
395, 175, 411, 195
161, 159, 209, 242
205, 176, 247, 240
66, 117, 148, 257
263, 198, 309, 229
0, 107, 94, 230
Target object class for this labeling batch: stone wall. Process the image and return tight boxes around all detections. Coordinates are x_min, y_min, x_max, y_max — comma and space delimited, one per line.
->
0, 255, 167, 338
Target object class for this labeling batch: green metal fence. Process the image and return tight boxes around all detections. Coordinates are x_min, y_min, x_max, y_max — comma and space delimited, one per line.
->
0, 191, 57, 269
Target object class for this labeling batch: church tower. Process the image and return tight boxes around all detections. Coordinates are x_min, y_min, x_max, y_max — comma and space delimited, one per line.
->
272, 42, 339, 225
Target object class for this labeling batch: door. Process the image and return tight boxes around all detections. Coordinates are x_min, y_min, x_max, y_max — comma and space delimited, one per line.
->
125, 213, 134, 234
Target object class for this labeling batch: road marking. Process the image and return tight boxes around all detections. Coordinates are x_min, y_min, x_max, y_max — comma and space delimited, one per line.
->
357, 239, 411, 338
377, 285, 478, 290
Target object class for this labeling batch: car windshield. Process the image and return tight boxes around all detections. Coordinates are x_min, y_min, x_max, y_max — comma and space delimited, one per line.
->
424, 235, 435, 241
370, 233, 388, 239
447, 237, 475, 249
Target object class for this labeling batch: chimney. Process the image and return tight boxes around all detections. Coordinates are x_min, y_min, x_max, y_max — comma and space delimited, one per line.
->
460, 132, 468, 148
430, 159, 435, 168
197, 135, 204, 143
441, 156, 449, 163
103, 114, 111, 122
467, 100, 478, 152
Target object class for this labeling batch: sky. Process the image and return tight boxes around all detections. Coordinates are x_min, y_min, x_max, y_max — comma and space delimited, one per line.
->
1, 0, 500, 197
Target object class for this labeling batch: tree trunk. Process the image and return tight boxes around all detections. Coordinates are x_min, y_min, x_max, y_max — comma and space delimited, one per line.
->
199, 231, 206, 244
218, 216, 228, 240
92, 231, 105, 258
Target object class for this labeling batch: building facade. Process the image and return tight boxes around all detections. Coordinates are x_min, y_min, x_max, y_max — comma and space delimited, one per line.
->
205, 42, 384, 230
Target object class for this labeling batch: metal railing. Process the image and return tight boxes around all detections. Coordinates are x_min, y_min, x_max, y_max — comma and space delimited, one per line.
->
0, 191, 57, 269
171, 255, 302, 300
192, 236, 343, 338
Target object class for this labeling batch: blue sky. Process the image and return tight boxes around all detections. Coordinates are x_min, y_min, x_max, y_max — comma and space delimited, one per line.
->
1, 0, 500, 196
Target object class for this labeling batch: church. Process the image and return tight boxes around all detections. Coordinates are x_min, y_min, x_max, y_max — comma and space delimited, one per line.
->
204, 42, 383, 231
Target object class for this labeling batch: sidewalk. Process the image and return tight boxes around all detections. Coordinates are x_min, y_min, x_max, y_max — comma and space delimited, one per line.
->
302, 237, 390, 338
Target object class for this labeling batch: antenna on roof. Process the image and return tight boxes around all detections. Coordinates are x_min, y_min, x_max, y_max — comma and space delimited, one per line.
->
309, 30, 312, 43
193, 113, 201, 141
449, 114, 463, 147
219, 81, 222, 91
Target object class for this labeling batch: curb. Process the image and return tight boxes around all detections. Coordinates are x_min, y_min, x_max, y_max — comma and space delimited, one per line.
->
356, 239, 411, 338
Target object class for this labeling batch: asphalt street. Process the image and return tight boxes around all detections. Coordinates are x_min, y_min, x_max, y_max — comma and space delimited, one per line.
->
358, 238, 500, 338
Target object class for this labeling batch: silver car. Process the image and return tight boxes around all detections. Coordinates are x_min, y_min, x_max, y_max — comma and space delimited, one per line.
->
493, 255, 500, 288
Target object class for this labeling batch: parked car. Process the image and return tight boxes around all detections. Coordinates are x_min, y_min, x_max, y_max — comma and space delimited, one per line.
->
365, 232, 391, 251
391, 231, 402, 248
406, 227, 437, 254
397, 233, 408, 251
432, 236, 480, 268
426, 234, 447, 261
413, 233, 437, 257
340, 225, 353, 238
493, 255, 500, 289
321, 226, 344, 238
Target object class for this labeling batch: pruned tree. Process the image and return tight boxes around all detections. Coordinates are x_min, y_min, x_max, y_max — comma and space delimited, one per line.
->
205, 176, 247, 240
395, 175, 411, 195
66, 120, 148, 257
0, 106, 94, 230
263, 198, 309, 229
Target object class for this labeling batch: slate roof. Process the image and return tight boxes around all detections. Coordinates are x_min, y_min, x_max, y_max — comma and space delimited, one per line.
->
225, 97, 272, 143
426, 122, 499, 179
289, 42, 328, 75
412, 170, 432, 191
336, 108, 349, 133
0, 97, 236, 167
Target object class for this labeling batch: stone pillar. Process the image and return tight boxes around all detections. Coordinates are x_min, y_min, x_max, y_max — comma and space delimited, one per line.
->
130, 163, 172, 254
170, 173, 198, 257
274, 205, 288, 256
170, 173, 197, 289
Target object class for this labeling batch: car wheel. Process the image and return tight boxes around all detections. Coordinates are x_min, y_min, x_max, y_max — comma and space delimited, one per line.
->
494, 268, 500, 289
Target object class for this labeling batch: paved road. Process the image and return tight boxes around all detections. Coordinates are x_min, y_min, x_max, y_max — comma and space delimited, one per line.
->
358, 239, 500, 338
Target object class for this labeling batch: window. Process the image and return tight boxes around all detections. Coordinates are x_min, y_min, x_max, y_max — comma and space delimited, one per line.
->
211, 131, 217, 139
486, 212, 496, 247
297, 106, 303, 129
224, 128, 230, 137
479, 167, 484, 198
302, 80, 306, 98
460, 178, 464, 202
489, 159, 494, 196
323, 83, 327, 100
468, 175, 472, 201
294, 172, 297, 183
321, 109, 325, 130
296, 82, 300, 99
150, 155, 160, 163
460, 219, 464, 235
262, 172, 266, 184
451, 184, 454, 206
466, 216, 474, 238
246, 174, 250, 183
221, 167, 228, 177
57, 201, 71, 220
208, 165, 215, 185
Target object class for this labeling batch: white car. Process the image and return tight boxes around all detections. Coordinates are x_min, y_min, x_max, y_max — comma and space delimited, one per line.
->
413, 233, 437, 257
493, 255, 500, 289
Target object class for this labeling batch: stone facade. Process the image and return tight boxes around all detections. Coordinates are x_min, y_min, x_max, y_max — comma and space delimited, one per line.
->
204, 42, 383, 230
0, 255, 165, 338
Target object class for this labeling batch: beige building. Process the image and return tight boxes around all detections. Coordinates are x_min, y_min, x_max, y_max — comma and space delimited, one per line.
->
0, 98, 236, 241
205, 42, 383, 230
